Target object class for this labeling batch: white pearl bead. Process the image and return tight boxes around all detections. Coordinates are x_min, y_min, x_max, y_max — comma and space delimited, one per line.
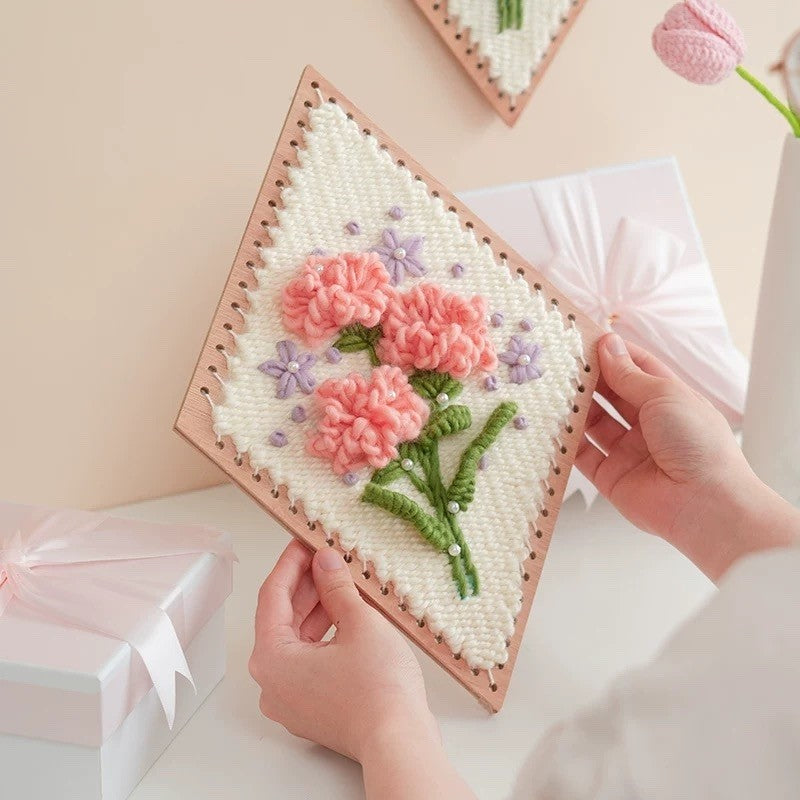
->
401, 458, 414, 471
436, 392, 449, 404
286, 361, 300, 373
387, 390, 397, 401
392, 247, 406, 260
517, 353, 531, 366
447, 500, 460, 514
448, 543, 462, 557
316, 265, 324, 272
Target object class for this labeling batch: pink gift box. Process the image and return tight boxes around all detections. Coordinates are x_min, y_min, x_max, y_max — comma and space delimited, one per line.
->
0, 504, 233, 800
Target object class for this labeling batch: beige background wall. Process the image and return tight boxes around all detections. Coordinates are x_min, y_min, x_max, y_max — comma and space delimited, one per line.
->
1, 0, 795, 509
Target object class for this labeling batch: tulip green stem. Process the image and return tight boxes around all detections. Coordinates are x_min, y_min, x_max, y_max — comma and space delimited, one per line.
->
736, 66, 800, 138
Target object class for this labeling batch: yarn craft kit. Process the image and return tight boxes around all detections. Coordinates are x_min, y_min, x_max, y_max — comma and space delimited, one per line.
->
176, 67, 603, 711
411, 0, 589, 125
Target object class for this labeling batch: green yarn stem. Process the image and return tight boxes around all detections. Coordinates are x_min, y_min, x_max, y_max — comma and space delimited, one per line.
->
406, 469, 436, 505
497, 0, 523, 32
363, 391, 518, 599
736, 66, 800, 138
366, 343, 380, 366
417, 436, 477, 597
498, 0, 508, 32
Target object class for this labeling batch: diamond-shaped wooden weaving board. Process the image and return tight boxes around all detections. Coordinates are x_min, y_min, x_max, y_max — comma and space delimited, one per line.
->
175, 66, 602, 711
411, 0, 589, 125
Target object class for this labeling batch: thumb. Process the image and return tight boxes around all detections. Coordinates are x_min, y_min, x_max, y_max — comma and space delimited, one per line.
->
599, 333, 665, 408
312, 547, 364, 628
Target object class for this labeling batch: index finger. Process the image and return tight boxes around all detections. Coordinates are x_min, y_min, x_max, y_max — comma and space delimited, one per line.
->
255, 539, 313, 638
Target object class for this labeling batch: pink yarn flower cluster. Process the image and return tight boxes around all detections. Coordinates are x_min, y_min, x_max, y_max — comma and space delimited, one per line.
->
652, 0, 745, 84
282, 251, 393, 346
280, 247, 497, 475
378, 283, 497, 379
307, 366, 430, 474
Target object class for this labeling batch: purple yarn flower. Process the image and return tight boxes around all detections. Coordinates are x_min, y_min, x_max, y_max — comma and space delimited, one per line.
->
388, 206, 405, 220
258, 340, 316, 399
374, 228, 426, 285
484, 375, 499, 391
291, 405, 307, 423
342, 472, 359, 486
269, 430, 288, 447
498, 336, 544, 384
325, 346, 343, 364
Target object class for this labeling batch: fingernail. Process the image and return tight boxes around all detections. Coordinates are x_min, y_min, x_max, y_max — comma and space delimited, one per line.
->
605, 334, 627, 357
317, 548, 344, 571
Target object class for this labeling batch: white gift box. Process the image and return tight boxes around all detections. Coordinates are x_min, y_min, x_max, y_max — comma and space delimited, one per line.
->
0, 505, 234, 800
459, 159, 747, 504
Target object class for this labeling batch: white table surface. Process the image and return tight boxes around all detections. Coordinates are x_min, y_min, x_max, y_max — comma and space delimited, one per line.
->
112, 483, 714, 800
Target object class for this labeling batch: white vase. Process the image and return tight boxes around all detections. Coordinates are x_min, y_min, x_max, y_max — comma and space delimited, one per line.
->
742, 134, 800, 505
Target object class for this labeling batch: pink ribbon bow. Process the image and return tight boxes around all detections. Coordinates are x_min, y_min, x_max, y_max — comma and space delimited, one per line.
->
0, 507, 234, 728
532, 173, 747, 427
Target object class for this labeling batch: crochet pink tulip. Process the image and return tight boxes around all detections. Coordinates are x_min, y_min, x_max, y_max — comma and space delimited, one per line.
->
282, 251, 393, 347
378, 283, 497, 379
652, 0, 745, 84
307, 365, 429, 475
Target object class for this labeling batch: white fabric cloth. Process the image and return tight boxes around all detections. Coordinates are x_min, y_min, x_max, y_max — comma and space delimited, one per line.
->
523, 546, 800, 799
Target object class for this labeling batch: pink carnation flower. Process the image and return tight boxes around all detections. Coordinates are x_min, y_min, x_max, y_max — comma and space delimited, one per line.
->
652, 0, 745, 84
307, 366, 429, 475
282, 252, 393, 347
378, 284, 497, 379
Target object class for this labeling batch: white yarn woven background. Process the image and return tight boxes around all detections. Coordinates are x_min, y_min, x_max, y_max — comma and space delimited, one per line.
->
448, 0, 574, 98
213, 100, 582, 669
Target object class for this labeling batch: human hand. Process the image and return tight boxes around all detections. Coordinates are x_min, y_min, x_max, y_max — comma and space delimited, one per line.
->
578, 333, 799, 580
249, 541, 475, 799
249, 540, 431, 760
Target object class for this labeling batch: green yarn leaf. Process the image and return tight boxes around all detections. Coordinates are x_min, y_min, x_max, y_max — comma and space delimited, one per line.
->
448, 401, 518, 511
417, 405, 472, 446
361, 483, 452, 552
407, 370, 463, 403
333, 323, 382, 365
334, 323, 382, 351
370, 459, 404, 486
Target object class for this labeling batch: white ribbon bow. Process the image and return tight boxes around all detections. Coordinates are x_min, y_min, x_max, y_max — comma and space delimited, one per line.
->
533, 174, 748, 426
0, 507, 234, 728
